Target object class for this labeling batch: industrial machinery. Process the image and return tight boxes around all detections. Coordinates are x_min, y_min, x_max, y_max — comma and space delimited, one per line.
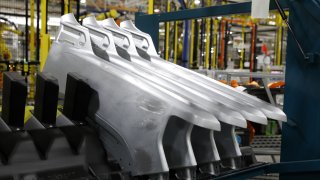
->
0, 1, 320, 180
0, 17, 23, 61
134, 0, 320, 179
0, 71, 110, 179
84, 16, 285, 171
32, 13, 285, 179
1, 0, 319, 179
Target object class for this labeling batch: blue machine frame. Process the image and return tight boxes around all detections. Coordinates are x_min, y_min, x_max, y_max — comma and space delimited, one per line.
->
135, 0, 320, 179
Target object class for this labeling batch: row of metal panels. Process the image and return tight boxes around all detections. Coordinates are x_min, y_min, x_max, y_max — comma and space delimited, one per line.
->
43, 13, 286, 178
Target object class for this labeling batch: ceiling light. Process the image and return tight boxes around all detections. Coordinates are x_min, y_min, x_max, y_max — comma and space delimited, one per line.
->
195, 0, 201, 5
268, 21, 276, 26
154, 9, 160, 13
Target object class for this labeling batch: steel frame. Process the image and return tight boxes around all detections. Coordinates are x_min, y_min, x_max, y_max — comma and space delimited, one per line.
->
135, 1, 288, 51
135, 0, 320, 179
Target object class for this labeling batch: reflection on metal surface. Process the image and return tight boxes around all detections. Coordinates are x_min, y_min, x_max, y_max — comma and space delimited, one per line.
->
44, 14, 220, 177
43, 14, 287, 178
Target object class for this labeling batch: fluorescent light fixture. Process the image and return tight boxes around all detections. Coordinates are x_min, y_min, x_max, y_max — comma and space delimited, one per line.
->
80, 0, 86, 4
195, 0, 201, 5
268, 21, 276, 25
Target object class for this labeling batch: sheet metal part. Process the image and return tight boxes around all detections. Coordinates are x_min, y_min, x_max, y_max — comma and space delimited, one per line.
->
43, 14, 220, 177
120, 20, 287, 123
83, 16, 225, 173
102, 19, 268, 125
96, 17, 248, 169
84, 16, 246, 129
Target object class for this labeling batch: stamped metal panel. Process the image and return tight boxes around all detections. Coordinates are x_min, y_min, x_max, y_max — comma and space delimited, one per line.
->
120, 20, 287, 123
94, 18, 247, 168
83, 16, 226, 169
43, 14, 221, 176
83, 16, 245, 129
100, 18, 267, 125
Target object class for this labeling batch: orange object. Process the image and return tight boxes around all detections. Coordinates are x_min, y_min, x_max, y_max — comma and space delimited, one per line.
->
219, 80, 228, 84
268, 81, 285, 88
247, 81, 260, 87
247, 121, 256, 143
230, 80, 239, 88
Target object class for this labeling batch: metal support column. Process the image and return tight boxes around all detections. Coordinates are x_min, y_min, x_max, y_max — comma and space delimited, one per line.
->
276, 13, 283, 65
36, 0, 40, 61
148, 0, 154, 14
208, 18, 213, 69
29, 0, 36, 98
240, 25, 245, 69
164, 1, 171, 60
76, 0, 80, 21
25, 0, 29, 62
213, 18, 218, 69
173, 21, 178, 64
281, 1, 320, 179
40, 0, 50, 71
250, 23, 257, 73
189, 2, 195, 68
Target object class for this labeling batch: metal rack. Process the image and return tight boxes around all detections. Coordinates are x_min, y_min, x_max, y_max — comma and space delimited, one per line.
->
135, 1, 320, 179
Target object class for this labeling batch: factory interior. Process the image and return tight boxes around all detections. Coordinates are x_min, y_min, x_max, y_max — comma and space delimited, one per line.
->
0, 0, 319, 179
